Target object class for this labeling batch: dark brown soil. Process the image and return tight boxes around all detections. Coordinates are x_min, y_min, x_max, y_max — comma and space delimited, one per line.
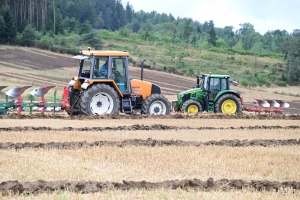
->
0, 124, 299, 132
0, 49, 77, 70
0, 138, 300, 150
1, 113, 300, 120
1, 178, 299, 195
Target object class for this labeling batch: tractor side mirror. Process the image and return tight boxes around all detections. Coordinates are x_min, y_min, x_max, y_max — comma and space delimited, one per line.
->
230, 80, 239, 86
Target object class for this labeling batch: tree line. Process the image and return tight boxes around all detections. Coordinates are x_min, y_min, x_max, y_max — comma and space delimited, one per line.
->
0, 0, 299, 83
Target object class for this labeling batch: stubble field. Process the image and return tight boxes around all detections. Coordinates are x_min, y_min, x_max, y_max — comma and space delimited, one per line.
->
0, 115, 300, 199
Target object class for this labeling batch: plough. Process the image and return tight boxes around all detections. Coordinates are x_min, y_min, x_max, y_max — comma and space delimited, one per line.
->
242, 99, 290, 114
0, 85, 62, 115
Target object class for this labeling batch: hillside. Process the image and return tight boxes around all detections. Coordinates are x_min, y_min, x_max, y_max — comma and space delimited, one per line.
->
0, 45, 299, 114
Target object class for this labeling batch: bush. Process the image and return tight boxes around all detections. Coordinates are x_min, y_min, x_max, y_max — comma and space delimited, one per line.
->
276, 81, 287, 87
241, 80, 249, 86
36, 34, 54, 49
20, 25, 37, 47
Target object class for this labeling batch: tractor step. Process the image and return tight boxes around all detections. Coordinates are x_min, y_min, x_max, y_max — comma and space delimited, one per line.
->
122, 98, 132, 114
208, 101, 214, 112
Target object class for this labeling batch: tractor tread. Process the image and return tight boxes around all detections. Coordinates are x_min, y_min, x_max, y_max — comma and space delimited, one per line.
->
182, 99, 203, 113
215, 93, 241, 114
141, 93, 170, 115
80, 84, 120, 115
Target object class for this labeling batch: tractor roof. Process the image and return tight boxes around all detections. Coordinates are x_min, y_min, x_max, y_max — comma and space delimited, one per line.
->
81, 50, 130, 57
203, 74, 230, 78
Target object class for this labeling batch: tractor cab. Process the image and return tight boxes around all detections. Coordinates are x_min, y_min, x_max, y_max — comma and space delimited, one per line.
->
172, 73, 242, 114
73, 51, 130, 94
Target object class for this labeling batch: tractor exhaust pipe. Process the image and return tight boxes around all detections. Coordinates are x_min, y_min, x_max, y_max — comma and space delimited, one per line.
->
141, 60, 146, 80
196, 75, 200, 88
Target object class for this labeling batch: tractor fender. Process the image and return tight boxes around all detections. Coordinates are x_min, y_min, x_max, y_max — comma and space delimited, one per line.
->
81, 82, 90, 90
68, 80, 76, 87
214, 90, 241, 102
81, 80, 123, 97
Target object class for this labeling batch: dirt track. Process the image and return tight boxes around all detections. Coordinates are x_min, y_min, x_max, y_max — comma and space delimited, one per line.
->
1, 179, 300, 195
1, 138, 300, 150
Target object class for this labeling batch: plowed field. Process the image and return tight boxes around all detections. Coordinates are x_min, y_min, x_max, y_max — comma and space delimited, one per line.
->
0, 46, 299, 114
1, 46, 300, 199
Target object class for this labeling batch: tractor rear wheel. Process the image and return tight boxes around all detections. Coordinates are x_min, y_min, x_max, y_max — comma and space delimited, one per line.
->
215, 94, 241, 114
80, 84, 119, 115
142, 94, 170, 115
182, 100, 203, 113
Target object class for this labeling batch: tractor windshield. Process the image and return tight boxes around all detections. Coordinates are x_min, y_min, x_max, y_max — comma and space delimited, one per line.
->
203, 76, 209, 90
79, 58, 92, 78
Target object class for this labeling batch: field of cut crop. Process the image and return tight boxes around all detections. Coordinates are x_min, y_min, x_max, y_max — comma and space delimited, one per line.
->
0, 114, 300, 199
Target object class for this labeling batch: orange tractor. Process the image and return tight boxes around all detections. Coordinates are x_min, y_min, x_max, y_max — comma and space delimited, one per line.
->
61, 48, 170, 115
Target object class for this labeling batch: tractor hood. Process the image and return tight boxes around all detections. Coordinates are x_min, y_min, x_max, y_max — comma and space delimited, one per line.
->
177, 88, 203, 104
178, 88, 202, 96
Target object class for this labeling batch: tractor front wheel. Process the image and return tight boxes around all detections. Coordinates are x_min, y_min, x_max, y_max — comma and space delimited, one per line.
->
80, 84, 119, 115
142, 94, 170, 115
215, 94, 241, 114
182, 100, 203, 113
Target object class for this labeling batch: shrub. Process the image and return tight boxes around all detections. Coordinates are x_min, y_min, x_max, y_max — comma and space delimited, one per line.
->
241, 80, 249, 86
20, 25, 37, 47
276, 81, 287, 87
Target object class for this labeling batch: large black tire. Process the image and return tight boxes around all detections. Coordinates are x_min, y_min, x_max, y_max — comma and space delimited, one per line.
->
142, 94, 170, 115
80, 84, 120, 115
67, 86, 81, 116
215, 94, 241, 114
182, 100, 203, 113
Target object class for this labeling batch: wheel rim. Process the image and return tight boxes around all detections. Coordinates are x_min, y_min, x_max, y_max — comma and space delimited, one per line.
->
149, 100, 167, 115
90, 92, 114, 115
187, 105, 198, 113
221, 99, 237, 114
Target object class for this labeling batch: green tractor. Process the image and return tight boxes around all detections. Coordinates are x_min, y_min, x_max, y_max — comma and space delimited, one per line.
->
172, 73, 242, 114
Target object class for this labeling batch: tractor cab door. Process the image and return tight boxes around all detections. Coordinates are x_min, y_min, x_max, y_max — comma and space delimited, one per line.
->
92, 57, 108, 79
208, 78, 221, 101
111, 57, 131, 95
208, 78, 228, 100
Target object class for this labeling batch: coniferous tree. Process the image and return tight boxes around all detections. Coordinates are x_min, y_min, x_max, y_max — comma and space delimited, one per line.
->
0, 15, 5, 43
207, 20, 217, 46
282, 32, 300, 83
2, 8, 17, 43
125, 2, 133, 24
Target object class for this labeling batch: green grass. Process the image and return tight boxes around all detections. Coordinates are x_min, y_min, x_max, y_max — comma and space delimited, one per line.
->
100, 39, 286, 87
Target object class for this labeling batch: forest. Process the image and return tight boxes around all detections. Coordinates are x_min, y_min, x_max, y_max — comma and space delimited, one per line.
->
0, 0, 299, 85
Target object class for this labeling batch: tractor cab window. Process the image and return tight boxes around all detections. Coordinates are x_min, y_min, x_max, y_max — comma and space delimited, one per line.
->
93, 57, 108, 79
220, 78, 227, 90
210, 78, 220, 91
79, 58, 92, 78
112, 58, 127, 91
209, 77, 221, 101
